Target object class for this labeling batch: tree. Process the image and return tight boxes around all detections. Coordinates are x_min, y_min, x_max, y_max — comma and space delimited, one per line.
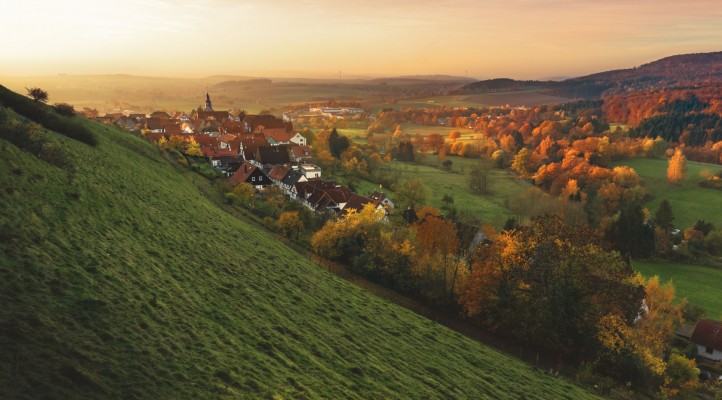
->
328, 127, 350, 158
184, 138, 203, 157
26, 87, 48, 103
511, 147, 534, 176
607, 203, 654, 258
468, 163, 490, 194
654, 199, 674, 231
458, 216, 643, 356
276, 211, 303, 239
393, 178, 429, 210
233, 182, 255, 206
413, 214, 460, 301
666, 148, 687, 184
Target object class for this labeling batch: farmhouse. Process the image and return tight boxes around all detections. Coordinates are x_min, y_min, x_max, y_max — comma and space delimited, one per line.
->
690, 319, 722, 361
229, 161, 270, 189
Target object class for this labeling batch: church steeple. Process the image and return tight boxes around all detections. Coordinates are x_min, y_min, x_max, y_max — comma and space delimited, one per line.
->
204, 92, 214, 112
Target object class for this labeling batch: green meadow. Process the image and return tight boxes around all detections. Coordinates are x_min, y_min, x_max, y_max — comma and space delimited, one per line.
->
614, 158, 722, 229
634, 260, 722, 318
355, 157, 527, 227
0, 86, 598, 399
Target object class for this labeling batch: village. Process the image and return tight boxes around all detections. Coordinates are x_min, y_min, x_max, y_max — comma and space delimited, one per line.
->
95, 93, 394, 216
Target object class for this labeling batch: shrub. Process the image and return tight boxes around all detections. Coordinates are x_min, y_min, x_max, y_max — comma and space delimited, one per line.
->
52, 103, 76, 117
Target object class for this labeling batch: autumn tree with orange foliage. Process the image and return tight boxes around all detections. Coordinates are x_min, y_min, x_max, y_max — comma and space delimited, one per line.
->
595, 275, 690, 392
666, 148, 687, 184
457, 216, 643, 357
412, 214, 460, 301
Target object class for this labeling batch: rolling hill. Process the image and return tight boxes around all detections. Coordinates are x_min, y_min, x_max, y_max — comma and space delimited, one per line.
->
455, 51, 722, 100
0, 86, 598, 398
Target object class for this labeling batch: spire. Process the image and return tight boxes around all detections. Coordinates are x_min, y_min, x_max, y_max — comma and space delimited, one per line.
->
205, 92, 214, 112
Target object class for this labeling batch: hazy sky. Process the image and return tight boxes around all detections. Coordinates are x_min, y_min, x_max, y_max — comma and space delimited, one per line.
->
2, 0, 722, 79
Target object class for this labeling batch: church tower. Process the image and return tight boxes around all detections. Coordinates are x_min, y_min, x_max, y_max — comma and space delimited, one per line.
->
204, 92, 214, 112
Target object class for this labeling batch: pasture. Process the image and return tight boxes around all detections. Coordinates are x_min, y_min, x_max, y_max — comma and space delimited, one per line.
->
357, 157, 527, 227
614, 158, 722, 229
633, 260, 722, 318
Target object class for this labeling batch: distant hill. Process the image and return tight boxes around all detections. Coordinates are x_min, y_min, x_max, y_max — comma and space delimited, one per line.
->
0, 85, 599, 399
212, 78, 273, 89
456, 51, 722, 99
370, 75, 476, 84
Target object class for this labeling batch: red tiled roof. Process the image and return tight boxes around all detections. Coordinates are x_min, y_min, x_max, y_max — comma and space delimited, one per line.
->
218, 134, 237, 143
691, 319, 722, 351
340, 194, 374, 214
146, 117, 164, 130
150, 111, 171, 119
244, 115, 290, 131
263, 128, 294, 143
268, 165, 291, 181
240, 137, 269, 160
197, 111, 230, 121
291, 145, 312, 158
163, 123, 181, 136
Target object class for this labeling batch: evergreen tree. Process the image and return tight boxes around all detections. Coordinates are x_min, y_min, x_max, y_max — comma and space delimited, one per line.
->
654, 199, 674, 231
328, 128, 350, 158
608, 203, 654, 258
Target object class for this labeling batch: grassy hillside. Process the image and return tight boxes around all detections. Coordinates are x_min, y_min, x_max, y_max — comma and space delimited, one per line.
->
0, 88, 598, 398
614, 158, 722, 229
634, 260, 722, 318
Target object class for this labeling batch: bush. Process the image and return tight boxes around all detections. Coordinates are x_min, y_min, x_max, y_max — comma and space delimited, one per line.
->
52, 103, 76, 117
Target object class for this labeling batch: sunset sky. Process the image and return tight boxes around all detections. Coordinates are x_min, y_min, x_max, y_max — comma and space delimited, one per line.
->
2, 0, 722, 80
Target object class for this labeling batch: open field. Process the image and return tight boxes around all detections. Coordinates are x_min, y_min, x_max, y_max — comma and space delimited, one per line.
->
399, 123, 476, 137
0, 85, 599, 399
634, 260, 722, 318
463, 91, 570, 107
368, 90, 571, 113
614, 158, 722, 229
356, 157, 527, 227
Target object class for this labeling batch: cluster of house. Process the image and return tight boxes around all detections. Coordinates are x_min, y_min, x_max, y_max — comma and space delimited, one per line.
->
100, 93, 393, 216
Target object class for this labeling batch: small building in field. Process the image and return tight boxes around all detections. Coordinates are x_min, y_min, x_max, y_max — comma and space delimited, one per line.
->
690, 319, 722, 361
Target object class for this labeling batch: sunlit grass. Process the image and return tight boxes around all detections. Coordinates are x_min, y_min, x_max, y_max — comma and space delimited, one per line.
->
0, 91, 599, 399
634, 260, 722, 318
614, 158, 722, 229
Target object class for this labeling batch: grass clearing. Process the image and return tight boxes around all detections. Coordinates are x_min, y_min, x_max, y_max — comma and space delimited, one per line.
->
614, 158, 722, 229
358, 157, 527, 227
633, 260, 722, 318
0, 86, 598, 399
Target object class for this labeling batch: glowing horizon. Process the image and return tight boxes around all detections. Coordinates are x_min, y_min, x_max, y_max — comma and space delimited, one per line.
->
2, 0, 722, 80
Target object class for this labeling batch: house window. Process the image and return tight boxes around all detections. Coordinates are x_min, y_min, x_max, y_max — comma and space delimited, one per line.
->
252, 177, 255, 182
706, 346, 714, 354
259, 176, 262, 181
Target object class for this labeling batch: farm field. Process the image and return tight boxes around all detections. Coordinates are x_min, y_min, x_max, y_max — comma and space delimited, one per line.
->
614, 158, 722, 229
633, 260, 722, 318
0, 85, 599, 399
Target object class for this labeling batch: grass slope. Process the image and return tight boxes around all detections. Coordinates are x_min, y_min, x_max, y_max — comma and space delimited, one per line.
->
0, 98, 597, 397
633, 261, 722, 318
614, 158, 722, 229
